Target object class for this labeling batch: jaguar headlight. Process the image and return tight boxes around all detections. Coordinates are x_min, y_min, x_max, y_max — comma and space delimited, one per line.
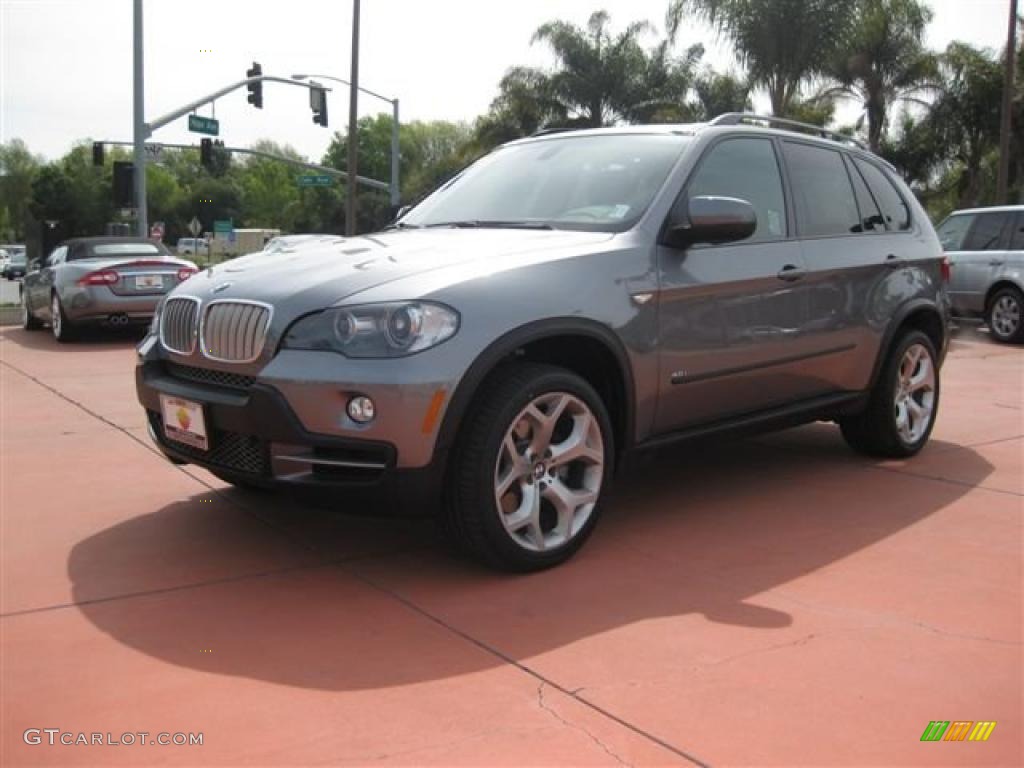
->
282, 302, 459, 358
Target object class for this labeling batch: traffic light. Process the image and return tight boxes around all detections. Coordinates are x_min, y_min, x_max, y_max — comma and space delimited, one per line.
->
112, 161, 134, 207
310, 85, 328, 128
92, 142, 104, 166
246, 62, 263, 109
200, 138, 213, 169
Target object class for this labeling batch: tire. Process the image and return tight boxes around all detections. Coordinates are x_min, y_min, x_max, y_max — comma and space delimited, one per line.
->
443, 362, 614, 572
840, 330, 940, 458
986, 286, 1024, 344
22, 294, 42, 330
50, 292, 77, 343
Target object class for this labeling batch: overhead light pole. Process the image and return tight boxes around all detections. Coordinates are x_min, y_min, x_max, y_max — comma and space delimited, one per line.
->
346, 0, 361, 236
996, 0, 1018, 204
132, 0, 147, 237
292, 74, 400, 208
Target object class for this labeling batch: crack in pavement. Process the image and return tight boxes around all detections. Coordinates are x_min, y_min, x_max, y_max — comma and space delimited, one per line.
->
537, 682, 632, 767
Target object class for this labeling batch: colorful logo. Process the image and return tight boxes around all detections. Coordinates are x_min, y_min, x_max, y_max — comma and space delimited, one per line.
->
176, 406, 191, 431
921, 721, 996, 742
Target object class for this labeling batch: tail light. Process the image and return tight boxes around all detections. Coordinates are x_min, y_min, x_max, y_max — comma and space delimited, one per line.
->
76, 269, 120, 286
177, 267, 198, 282
940, 256, 951, 283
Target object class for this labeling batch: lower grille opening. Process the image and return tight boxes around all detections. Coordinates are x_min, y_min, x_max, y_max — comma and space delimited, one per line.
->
148, 411, 268, 476
165, 362, 256, 391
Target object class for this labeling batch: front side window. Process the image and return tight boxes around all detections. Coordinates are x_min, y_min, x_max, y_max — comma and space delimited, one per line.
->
853, 158, 911, 231
935, 214, 976, 251
46, 246, 67, 266
962, 212, 1009, 251
783, 142, 861, 238
685, 137, 787, 241
402, 134, 688, 233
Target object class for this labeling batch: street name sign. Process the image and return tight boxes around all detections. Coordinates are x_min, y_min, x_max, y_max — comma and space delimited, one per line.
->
188, 115, 220, 136
298, 174, 334, 188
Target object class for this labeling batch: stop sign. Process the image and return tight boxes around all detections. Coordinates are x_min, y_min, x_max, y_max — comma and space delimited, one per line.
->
149, 221, 165, 242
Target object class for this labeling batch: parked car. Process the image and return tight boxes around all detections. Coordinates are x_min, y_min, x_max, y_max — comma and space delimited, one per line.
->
935, 205, 1024, 343
176, 237, 209, 256
22, 237, 197, 342
3, 251, 28, 280
0, 249, 9, 269
136, 114, 950, 571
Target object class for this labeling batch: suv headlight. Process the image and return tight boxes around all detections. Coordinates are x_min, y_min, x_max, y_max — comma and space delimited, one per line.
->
282, 301, 459, 358
149, 299, 163, 337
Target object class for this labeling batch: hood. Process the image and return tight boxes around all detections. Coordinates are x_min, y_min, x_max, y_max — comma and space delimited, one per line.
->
173, 228, 612, 314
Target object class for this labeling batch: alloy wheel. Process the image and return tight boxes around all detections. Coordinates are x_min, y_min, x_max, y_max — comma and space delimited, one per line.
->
990, 294, 1021, 339
893, 343, 936, 444
493, 392, 604, 552
51, 294, 62, 339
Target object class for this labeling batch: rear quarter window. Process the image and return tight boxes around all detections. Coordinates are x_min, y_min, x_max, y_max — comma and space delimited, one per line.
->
852, 158, 911, 231
1010, 214, 1024, 251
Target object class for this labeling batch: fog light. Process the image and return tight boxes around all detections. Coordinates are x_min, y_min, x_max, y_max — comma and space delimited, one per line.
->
347, 395, 376, 424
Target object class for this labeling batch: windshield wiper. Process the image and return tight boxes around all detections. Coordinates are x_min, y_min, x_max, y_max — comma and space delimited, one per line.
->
424, 220, 554, 230
382, 221, 421, 231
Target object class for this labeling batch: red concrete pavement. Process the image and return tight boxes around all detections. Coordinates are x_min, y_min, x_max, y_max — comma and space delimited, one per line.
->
1, 323, 1020, 766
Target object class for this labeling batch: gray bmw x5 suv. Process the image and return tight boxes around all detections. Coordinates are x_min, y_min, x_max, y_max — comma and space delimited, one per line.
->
137, 114, 950, 571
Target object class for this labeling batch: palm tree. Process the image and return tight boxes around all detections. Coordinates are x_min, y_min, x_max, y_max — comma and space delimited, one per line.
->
822, 0, 938, 152
667, 0, 854, 117
531, 11, 656, 127
691, 70, 752, 119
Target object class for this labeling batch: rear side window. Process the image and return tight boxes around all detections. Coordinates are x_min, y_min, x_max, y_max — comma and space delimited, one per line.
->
1010, 214, 1024, 251
935, 214, 976, 251
962, 212, 1010, 251
853, 158, 911, 231
782, 142, 861, 237
844, 156, 885, 233
686, 137, 787, 241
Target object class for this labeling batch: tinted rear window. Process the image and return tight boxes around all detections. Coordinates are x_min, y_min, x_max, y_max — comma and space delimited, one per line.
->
782, 142, 861, 237
962, 212, 1009, 251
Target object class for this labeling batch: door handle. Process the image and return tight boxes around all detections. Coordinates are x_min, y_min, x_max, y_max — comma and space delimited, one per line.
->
776, 264, 806, 282
989, 259, 1004, 267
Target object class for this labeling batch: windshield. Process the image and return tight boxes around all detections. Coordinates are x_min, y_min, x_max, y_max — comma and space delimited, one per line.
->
401, 134, 689, 233
12, 253, 26, 265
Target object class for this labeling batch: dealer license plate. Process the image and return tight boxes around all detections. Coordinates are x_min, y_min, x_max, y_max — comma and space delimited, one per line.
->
160, 394, 208, 451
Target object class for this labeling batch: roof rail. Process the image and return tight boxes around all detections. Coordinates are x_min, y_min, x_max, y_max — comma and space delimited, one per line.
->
710, 112, 868, 151
531, 126, 576, 138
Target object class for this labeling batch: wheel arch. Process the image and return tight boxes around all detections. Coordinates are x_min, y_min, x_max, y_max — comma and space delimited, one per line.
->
869, 300, 947, 391
434, 318, 636, 476
985, 279, 1024, 312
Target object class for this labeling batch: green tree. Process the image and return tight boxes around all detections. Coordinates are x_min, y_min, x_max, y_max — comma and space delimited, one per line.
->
931, 42, 1004, 207
690, 69, 752, 119
668, 0, 855, 116
0, 139, 41, 240
822, 0, 938, 152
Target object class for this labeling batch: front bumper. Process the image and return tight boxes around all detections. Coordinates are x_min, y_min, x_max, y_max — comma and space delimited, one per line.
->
136, 348, 445, 516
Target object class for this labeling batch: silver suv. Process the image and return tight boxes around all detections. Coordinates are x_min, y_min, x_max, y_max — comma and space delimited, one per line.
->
936, 205, 1024, 343
136, 114, 950, 571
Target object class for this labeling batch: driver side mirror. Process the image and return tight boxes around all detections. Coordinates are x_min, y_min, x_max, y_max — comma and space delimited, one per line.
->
664, 195, 757, 248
